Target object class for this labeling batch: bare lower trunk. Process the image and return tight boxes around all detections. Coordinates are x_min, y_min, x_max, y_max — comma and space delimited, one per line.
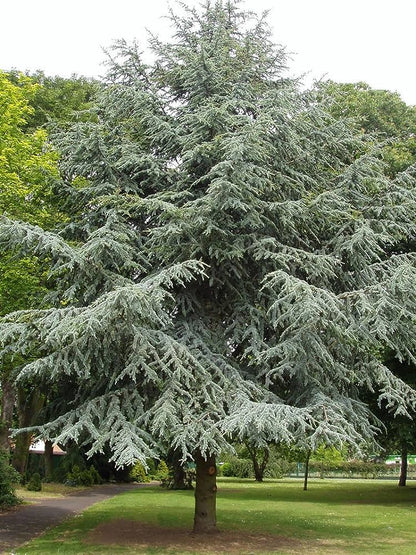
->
172, 465, 185, 490
12, 432, 32, 475
303, 450, 311, 491
0, 378, 15, 452
399, 445, 408, 487
169, 449, 192, 489
44, 440, 54, 481
193, 451, 218, 534
12, 387, 44, 475
246, 443, 269, 482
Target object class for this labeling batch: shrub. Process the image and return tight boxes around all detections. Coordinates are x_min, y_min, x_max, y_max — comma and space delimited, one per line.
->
65, 464, 82, 486
79, 469, 94, 486
52, 464, 68, 483
155, 460, 170, 481
0, 450, 21, 507
307, 460, 389, 479
265, 458, 294, 479
222, 457, 253, 478
26, 472, 42, 492
65, 464, 103, 486
89, 465, 103, 484
129, 462, 150, 483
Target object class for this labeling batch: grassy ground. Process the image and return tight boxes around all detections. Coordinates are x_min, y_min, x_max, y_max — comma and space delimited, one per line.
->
16, 482, 88, 500
15, 478, 416, 554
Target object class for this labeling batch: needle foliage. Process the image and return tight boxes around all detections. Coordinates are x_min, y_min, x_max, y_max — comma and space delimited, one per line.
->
1, 0, 416, 481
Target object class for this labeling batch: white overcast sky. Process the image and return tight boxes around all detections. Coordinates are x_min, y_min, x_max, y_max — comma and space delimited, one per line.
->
1, 0, 415, 105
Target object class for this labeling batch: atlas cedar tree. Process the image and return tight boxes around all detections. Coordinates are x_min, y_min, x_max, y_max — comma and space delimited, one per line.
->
2, 1, 416, 532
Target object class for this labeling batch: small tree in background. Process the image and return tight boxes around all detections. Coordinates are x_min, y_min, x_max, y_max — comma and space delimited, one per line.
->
2, 1, 416, 533
0, 450, 21, 507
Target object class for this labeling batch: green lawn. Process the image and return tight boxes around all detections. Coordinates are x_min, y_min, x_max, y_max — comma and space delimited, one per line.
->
16, 478, 416, 554
16, 482, 88, 500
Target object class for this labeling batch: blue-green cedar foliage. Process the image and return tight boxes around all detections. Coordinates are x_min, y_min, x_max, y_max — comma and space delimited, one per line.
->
1, 1, 416, 467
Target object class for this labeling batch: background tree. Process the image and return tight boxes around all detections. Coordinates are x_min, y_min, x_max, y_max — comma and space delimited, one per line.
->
371, 353, 416, 487
5, 70, 98, 131
2, 0, 416, 534
0, 70, 97, 471
318, 81, 416, 176
319, 80, 416, 476
0, 71, 59, 454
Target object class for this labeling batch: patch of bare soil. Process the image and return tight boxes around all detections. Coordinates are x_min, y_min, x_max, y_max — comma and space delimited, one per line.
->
86, 519, 320, 554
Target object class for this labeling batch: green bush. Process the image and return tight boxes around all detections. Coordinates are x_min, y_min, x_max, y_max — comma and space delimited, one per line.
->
129, 461, 150, 483
307, 460, 389, 479
160, 462, 195, 489
222, 457, 253, 478
52, 464, 69, 483
146, 458, 157, 477
26, 472, 42, 492
65, 464, 103, 486
265, 458, 294, 479
80, 469, 94, 486
65, 464, 81, 486
0, 450, 21, 507
89, 465, 103, 484
155, 460, 170, 481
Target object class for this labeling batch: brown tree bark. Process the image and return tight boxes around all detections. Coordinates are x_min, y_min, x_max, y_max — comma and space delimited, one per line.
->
303, 450, 311, 491
44, 439, 54, 481
193, 450, 218, 533
168, 449, 193, 489
12, 387, 44, 475
246, 443, 269, 482
399, 445, 408, 487
0, 377, 15, 452
12, 432, 32, 475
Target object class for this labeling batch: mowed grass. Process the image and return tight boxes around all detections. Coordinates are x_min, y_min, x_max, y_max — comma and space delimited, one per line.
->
16, 482, 88, 500
16, 478, 416, 554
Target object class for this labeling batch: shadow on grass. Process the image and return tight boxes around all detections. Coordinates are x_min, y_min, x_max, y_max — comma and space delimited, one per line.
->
212, 478, 416, 507
15, 483, 416, 554
127, 479, 416, 508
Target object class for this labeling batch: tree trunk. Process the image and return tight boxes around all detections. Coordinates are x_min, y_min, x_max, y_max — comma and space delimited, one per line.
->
193, 451, 218, 534
172, 462, 187, 489
12, 432, 32, 475
169, 449, 193, 489
12, 386, 44, 475
0, 377, 15, 452
44, 440, 54, 481
246, 443, 269, 482
399, 445, 408, 487
303, 450, 311, 491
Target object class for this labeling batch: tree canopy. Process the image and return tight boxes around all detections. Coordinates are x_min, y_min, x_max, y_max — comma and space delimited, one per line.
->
319, 81, 416, 175
1, 1, 416, 532
0, 70, 63, 455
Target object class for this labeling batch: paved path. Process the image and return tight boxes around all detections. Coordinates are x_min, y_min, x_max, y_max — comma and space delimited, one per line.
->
0, 483, 142, 554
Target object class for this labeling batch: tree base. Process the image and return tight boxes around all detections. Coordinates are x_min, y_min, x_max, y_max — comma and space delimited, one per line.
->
193, 451, 218, 534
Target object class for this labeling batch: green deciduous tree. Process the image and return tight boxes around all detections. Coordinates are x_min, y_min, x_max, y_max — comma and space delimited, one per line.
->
2, 1, 416, 533
0, 71, 61, 458
5, 70, 98, 131
371, 353, 416, 487
319, 81, 416, 472
0, 72, 59, 225
0, 71, 98, 469
318, 81, 416, 175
